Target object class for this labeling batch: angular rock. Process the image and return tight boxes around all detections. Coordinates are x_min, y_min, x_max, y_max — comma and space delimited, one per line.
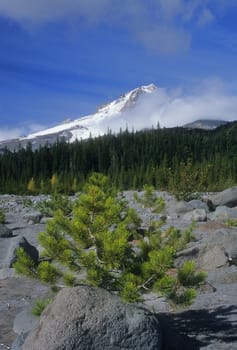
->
188, 199, 209, 211
226, 246, 237, 265
166, 200, 193, 217
142, 292, 170, 313
0, 223, 13, 238
176, 246, 200, 259
208, 265, 237, 284
175, 236, 231, 270
10, 236, 39, 267
209, 206, 237, 222
175, 246, 200, 267
205, 186, 237, 208
183, 209, 207, 222
23, 211, 42, 225
198, 245, 227, 270
22, 285, 161, 350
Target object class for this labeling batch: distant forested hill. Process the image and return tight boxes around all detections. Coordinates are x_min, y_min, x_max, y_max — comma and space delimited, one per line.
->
0, 121, 237, 194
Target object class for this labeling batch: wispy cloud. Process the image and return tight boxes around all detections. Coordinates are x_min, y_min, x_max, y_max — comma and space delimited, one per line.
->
0, 123, 48, 141
138, 26, 190, 55
0, 0, 235, 54
96, 79, 237, 133
197, 8, 215, 27
0, 0, 111, 23
0, 127, 24, 141
1, 79, 237, 141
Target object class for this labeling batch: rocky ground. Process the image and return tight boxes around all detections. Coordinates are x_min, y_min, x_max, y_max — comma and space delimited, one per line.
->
0, 195, 51, 350
0, 188, 237, 349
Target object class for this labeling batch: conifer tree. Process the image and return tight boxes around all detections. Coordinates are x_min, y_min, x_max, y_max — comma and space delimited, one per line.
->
72, 177, 78, 193
27, 177, 36, 193
14, 173, 205, 304
134, 184, 165, 229
50, 174, 58, 193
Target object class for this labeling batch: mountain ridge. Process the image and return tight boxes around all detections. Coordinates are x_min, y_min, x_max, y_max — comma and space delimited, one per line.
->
0, 84, 157, 150
184, 119, 228, 130
0, 83, 231, 151
23, 83, 157, 141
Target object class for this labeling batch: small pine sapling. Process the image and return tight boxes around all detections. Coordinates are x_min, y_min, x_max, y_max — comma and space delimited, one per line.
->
32, 298, 52, 316
14, 173, 206, 306
134, 185, 166, 245
177, 260, 207, 287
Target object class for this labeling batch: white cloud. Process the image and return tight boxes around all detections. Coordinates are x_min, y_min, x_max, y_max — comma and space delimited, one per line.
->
27, 123, 48, 134
0, 0, 112, 24
98, 80, 237, 133
0, 127, 24, 141
1, 80, 237, 141
0, 0, 233, 54
138, 26, 190, 54
198, 8, 215, 26
0, 123, 48, 141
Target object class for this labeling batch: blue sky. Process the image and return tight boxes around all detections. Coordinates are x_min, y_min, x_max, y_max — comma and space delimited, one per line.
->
0, 0, 237, 140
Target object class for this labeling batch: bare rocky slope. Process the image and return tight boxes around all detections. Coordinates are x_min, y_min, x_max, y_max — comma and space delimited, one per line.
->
0, 188, 237, 349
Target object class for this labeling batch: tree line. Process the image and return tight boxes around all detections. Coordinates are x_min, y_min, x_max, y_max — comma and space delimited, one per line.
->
0, 121, 237, 194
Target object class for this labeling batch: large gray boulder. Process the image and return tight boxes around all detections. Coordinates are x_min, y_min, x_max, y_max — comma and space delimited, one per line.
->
166, 200, 193, 218
198, 245, 228, 270
205, 187, 237, 208
174, 226, 237, 270
183, 209, 207, 222
22, 285, 161, 350
226, 246, 237, 265
174, 244, 228, 270
208, 206, 237, 222
188, 199, 209, 211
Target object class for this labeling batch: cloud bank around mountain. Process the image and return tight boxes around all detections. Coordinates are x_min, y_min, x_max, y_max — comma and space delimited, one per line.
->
98, 80, 237, 133
0, 123, 47, 141
0, 127, 24, 142
1, 80, 237, 141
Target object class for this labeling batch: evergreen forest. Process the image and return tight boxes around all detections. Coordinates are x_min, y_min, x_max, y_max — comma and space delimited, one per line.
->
0, 121, 237, 195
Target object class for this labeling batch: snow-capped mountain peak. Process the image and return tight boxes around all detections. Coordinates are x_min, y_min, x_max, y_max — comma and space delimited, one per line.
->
19, 84, 158, 144
0, 83, 231, 152
96, 83, 157, 114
